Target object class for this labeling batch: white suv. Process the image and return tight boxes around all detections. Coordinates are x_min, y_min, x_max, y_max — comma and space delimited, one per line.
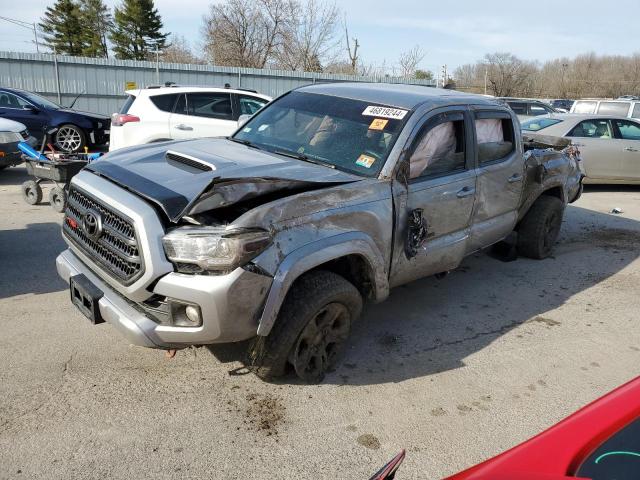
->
109, 85, 271, 152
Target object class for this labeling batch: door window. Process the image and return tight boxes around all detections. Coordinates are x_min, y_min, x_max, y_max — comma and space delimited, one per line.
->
597, 101, 631, 116
409, 114, 466, 179
150, 93, 178, 112
632, 103, 640, 119
507, 102, 527, 115
573, 101, 597, 114
239, 96, 268, 115
475, 116, 515, 165
614, 120, 640, 140
0, 92, 29, 109
186, 92, 233, 120
528, 103, 550, 116
568, 120, 613, 138
173, 94, 187, 115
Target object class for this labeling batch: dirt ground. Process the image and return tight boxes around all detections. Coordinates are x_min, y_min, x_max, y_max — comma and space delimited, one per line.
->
1, 166, 639, 479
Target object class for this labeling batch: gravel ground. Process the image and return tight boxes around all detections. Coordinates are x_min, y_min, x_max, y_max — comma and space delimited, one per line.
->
1, 166, 639, 479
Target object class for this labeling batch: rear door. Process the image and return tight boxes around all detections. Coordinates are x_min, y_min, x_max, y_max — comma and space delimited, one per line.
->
612, 118, 640, 180
566, 119, 621, 180
468, 110, 523, 251
169, 92, 235, 140
390, 107, 477, 287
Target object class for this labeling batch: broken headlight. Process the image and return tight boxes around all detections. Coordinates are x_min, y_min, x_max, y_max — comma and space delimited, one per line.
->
162, 226, 271, 273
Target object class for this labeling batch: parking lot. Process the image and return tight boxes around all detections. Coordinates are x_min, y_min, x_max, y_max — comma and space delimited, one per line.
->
1, 166, 639, 479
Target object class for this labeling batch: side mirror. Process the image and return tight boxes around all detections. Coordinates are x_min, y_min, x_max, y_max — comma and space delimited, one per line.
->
237, 114, 252, 128
23, 105, 39, 113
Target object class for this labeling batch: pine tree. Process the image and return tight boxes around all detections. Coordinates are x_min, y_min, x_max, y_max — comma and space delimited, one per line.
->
79, 0, 113, 58
39, 0, 85, 55
109, 0, 169, 60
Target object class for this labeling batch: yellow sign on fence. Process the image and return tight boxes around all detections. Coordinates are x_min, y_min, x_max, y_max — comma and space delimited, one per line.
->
125, 81, 137, 90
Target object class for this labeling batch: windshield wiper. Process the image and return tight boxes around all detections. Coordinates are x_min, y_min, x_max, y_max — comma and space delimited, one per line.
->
227, 137, 262, 150
274, 149, 335, 169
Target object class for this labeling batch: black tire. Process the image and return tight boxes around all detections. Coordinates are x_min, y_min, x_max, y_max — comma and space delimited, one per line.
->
517, 196, 564, 259
49, 186, 67, 213
0, 165, 7, 171
54, 124, 86, 153
250, 270, 363, 383
22, 180, 42, 205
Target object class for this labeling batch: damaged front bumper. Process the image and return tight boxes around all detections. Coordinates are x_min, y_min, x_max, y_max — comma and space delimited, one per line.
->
56, 249, 272, 348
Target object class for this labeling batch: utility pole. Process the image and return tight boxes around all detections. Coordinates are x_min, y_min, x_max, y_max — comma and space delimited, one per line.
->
484, 68, 488, 95
441, 65, 448, 88
155, 45, 160, 84
0, 15, 40, 52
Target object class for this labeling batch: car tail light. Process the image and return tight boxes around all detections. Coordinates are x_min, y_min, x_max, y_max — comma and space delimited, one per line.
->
111, 113, 140, 126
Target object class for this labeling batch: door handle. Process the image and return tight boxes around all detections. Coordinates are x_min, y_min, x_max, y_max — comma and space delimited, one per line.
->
624, 147, 639, 152
508, 173, 523, 183
572, 143, 585, 147
456, 186, 475, 198
174, 124, 193, 131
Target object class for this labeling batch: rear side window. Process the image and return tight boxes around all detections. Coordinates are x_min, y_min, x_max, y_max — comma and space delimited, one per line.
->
507, 102, 527, 115
521, 118, 563, 132
119, 95, 136, 114
475, 114, 515, 165
187, 92, 233, 119
150, 93, 178, 112
573, 101, 597, 114
631, 103, 640, 119
598, 102, 631, 116
614, 120, 640, 140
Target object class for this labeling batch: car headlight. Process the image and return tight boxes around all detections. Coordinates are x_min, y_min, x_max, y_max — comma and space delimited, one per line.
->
0, 131, 22, 143
162, 226, 272, 273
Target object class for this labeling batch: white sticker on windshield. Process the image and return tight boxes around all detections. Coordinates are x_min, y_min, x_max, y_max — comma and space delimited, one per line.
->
362, 106, 408, 120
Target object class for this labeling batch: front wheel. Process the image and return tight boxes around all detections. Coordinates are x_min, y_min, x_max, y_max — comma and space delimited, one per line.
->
250, 270, 363, 383
55, 124, 86, 153
517, 196, 564, 259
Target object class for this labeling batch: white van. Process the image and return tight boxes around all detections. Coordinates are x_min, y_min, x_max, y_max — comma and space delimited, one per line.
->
570, 99, 640, 119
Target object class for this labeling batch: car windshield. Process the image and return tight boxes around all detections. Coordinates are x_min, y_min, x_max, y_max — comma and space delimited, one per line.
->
20, 91, 61, 110
521, 117, 563, 131
232, 91, 410, 177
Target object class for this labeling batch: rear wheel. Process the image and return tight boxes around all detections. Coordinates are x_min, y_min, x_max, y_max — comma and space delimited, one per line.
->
250, 270, 363, 383
49, 186, 67, 213
517, 196, 564, 259
22, 180, 42, 205
55, 124, 86, 153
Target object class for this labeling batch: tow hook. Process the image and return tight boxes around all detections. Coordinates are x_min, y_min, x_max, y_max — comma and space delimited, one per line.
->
165, 349, 177, 359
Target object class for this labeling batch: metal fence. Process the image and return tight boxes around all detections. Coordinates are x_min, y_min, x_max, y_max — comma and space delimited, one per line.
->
0, 51, 437, 116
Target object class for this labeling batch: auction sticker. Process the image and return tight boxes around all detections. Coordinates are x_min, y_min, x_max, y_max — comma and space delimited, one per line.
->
356, 154, 376, 168
369, 118, 388, 130
362, 105, 408, 120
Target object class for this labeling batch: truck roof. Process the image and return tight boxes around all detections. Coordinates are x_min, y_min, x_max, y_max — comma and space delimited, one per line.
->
297, 82, 501, 110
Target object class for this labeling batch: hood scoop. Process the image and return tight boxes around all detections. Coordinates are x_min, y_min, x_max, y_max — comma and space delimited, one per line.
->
165, 150, 214, 172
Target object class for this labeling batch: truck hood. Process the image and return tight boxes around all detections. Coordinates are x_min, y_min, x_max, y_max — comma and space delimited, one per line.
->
86, 138, 361, 222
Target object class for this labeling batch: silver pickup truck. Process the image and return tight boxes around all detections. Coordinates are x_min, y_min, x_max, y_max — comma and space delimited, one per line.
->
56, 83, 583, 382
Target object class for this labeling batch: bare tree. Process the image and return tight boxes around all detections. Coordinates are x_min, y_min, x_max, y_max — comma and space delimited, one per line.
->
202, 0, 290, 68
482, 52, 537, 97
275, 0, 340, 71
344, 20, 360, 74
161, 35, 203, 64
397, 45, 426, 77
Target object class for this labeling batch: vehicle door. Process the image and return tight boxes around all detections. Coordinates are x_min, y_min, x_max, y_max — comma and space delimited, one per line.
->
468, 109, 523, 251
566, 119, 621, 180
389, 107, 477, 287
0, 91, 48, 140
612, 118, 640, 180
169, 92, 235, 140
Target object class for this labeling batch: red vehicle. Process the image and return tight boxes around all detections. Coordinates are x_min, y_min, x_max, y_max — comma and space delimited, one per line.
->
371, 376, 640, 479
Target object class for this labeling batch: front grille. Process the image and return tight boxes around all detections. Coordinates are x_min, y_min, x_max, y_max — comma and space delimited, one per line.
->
63, 187, 144, 283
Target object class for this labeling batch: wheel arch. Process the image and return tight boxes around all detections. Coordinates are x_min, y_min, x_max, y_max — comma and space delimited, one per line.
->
256, 232, 389, 337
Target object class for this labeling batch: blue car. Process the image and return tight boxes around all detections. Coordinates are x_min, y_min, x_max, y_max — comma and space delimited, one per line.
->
0, 87, 109, 152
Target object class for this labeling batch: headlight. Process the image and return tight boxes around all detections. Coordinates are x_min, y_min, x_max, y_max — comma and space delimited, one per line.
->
162, 226, 272, 273
0, 131, 22, 143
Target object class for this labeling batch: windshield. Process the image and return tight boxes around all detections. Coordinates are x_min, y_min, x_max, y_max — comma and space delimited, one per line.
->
21, 91, 61, 110
233, 91, 410, 177
521, 117, 563, 131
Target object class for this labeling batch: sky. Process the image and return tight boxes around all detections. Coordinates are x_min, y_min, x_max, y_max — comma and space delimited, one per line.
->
1, 0, 639, 75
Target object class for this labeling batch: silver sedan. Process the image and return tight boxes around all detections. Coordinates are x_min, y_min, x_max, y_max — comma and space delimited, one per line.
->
521, 114, 640, 184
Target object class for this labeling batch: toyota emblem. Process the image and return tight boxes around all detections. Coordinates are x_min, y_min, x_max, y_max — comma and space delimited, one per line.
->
82, 209, 103, 240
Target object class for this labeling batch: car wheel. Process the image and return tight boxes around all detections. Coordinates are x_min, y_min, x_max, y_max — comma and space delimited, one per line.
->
250, 270, 363, 383
22, 180, 42, 205
48, 186, 67, 213
55, 124, 86, 153
517, 195, 564, 259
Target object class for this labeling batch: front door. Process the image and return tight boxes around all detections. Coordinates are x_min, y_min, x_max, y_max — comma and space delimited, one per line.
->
0, 91, 48, 140
566, 119, 621, 180
612, 118, 640, 181
390, 108, 477, 287
169, 92, 236, 140
469, 110, 523, 250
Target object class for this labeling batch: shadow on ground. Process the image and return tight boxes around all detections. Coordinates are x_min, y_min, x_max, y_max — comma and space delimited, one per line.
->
209, 202, 640, 385
0, 222, 67, 298
0, 165, 30, 186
